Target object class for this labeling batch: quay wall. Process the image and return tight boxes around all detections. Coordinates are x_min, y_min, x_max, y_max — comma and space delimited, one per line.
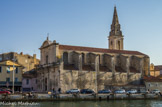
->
0, 93, 161, 101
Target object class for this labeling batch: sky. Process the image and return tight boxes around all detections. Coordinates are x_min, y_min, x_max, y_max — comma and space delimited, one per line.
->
0, 0, 162, 65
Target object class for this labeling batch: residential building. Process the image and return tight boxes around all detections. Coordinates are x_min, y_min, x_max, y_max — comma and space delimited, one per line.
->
150, 63, 162, 77
0, 52, 40, 73
144, 76, 162, 92
22, 69, 37, 92
0, 60, 23, 91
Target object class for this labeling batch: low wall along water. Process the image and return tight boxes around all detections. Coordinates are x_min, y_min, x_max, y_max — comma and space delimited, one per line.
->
0, 93, 161, 101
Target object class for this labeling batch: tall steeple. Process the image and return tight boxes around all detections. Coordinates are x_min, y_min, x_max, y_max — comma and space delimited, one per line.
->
108, 6, 124, 50
112, 6, 119, 26
110, 6, 122, 37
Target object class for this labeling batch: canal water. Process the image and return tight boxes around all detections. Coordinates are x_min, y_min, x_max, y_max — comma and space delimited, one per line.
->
0, 100, 162, 107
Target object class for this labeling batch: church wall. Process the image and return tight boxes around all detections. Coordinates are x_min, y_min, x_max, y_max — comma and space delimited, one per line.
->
37, 49, 147, 92
89, 53, 97, 70
128, 73, 142, 85
59, 70, 142, 93
72, 52, 80, 69
58, 50, 147, 91
114, 73, 128, 84
103, 54, 113, 71
120, 55, 128, 72
130, 56, 141, 71
38, 42, 150, 92
36, 66, 60, 92
40, 42, 59, 65
114, 54, 127, 72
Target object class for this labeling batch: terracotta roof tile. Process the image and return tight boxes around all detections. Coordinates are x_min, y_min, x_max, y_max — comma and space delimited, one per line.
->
154, 65, 162, 71
59, 45, 148, 56
144, 76, 162, 82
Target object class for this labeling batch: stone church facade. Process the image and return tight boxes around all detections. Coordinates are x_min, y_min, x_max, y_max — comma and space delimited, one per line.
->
36, 7, 150, 93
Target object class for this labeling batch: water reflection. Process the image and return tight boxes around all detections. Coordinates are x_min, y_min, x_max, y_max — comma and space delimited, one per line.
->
39, 100, 162, 107
1, 100, 162, 107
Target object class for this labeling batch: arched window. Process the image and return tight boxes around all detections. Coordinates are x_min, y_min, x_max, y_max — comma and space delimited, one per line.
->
111, 41, 113, 46
81, 53, 85, 64
63, 52, 68, 65
118, 41, 120, 50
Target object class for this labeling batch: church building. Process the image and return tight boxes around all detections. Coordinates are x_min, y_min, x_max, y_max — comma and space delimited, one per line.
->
36, 7, 150, 92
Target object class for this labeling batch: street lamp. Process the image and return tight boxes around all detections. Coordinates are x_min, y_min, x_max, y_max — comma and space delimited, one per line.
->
95, 55, 99, 94
12, 58, 16, 94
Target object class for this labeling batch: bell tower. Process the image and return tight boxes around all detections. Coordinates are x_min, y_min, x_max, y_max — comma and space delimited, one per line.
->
108, 6, 124, 50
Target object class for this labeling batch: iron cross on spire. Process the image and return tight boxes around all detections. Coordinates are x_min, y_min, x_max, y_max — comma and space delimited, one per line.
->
47, 33, 49, 40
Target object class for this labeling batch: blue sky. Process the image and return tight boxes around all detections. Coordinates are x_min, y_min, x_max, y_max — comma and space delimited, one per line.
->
0, 0, 162, 65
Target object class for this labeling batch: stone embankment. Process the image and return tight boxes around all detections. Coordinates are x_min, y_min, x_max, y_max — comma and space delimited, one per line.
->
0, 93, 161, 101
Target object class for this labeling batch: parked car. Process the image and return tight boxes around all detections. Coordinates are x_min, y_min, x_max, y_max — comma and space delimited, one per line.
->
80, 89, 94, 94
126, 89, 137, 94
66, 89, 80, 94
0, 89, 11, 94
114, 89, 126, 94
151, 89, 161, 94
5, 89, 12, 93
98, 89, 111, 94
139, 90, 149, 94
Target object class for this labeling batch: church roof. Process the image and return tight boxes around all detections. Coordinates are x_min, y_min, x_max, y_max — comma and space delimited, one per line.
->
59, 44, 148, 56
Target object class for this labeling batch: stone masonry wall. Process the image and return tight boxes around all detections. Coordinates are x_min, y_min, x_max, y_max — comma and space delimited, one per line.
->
60, 70, 142, 93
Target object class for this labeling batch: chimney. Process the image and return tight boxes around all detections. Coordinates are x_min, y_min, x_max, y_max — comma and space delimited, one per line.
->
20, 52, 23, 55
33, 54, 36, 59
33, 54, 37, 64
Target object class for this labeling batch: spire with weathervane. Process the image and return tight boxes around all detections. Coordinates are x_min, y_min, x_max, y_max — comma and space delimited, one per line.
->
108, 6, 124, 50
